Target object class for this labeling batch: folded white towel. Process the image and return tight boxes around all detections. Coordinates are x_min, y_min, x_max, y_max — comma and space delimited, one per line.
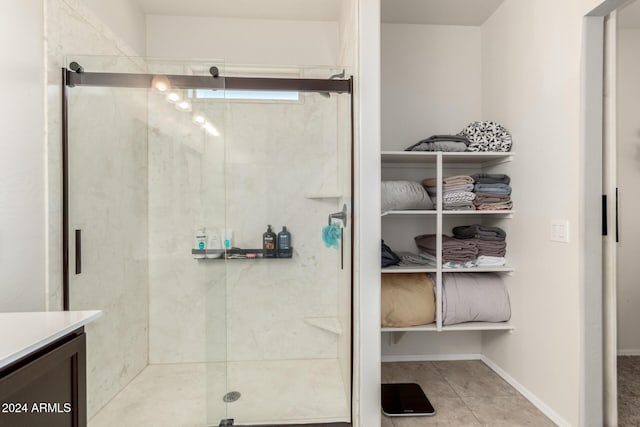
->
476, 256, 506, 266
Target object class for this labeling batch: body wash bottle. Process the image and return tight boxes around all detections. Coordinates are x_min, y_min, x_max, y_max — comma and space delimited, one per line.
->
277, 226, 292, 258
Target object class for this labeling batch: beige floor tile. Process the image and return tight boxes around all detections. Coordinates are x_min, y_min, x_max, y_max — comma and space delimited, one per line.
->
462, 395, 555, 427
382, 414, 396, 427
389, 397, 482, 427
382, 362, 458, 399
432, 360, 518, 398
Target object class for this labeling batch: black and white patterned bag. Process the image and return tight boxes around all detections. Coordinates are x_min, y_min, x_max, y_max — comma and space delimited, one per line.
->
460, 121, 512, 152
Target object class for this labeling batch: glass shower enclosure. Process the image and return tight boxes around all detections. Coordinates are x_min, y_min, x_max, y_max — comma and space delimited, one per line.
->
62, 56, 353, 427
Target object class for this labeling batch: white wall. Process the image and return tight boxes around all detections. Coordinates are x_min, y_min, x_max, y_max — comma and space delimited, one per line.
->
146, 15, 339, 66
381, 24, 482, 151
82, 0, 146, 55
481, 1, 585, 425
0, 1, 46, 312
616, 28, 640, 354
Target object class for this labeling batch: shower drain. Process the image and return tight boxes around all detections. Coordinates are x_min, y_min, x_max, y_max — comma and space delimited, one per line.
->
223, 391, 241, 403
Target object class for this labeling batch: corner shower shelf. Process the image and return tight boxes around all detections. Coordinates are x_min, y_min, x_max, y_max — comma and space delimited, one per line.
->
304, 317, 343, 335
305, 193, 342, 199
192, 248, 293, 260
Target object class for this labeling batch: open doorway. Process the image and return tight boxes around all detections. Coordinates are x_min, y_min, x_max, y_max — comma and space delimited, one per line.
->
612, 1, 640, 424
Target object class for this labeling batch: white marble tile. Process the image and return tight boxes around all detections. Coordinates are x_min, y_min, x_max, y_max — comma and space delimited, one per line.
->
89, 360, 349, 427
89, 364, 210, 427
226, 359, 350, 424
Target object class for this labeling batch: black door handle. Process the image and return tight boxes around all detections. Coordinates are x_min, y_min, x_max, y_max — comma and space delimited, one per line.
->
616, 188, 619, 243
75, 229, 82, 274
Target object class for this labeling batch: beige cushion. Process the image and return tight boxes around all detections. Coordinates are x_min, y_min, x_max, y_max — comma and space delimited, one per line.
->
381, 273, 436, 327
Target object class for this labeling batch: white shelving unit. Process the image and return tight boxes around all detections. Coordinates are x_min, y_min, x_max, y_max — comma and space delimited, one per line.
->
381, 151, 515, 333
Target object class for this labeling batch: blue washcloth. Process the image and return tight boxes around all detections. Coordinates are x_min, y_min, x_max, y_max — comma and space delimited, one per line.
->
323, 223, 341, 249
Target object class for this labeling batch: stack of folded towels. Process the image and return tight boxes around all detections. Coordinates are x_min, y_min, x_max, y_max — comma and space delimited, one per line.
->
452, 224, 507, 267
422, 175, 476, 210
409, 225, 508, 269
414, 234, 479, 268
472, 173, 513, 210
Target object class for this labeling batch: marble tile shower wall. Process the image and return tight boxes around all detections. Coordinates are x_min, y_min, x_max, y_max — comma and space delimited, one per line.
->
148, 90, 344, 363
46, 0, 148, 419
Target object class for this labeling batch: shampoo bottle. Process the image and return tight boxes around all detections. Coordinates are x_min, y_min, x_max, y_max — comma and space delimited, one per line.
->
277, 226, 292, 258
194, 228, 207, 259
263, 225, 277, 258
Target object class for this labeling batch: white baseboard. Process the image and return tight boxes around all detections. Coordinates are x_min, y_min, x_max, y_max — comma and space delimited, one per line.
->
617, 349, 640, 356
480, 355, 570, 427
381, 353, 482, 363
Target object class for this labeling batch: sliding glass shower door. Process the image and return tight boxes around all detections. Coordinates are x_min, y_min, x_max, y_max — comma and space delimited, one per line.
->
64, 57, 351, 427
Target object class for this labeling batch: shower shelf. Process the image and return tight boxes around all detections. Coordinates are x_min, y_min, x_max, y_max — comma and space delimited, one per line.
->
191, 248, 293, 260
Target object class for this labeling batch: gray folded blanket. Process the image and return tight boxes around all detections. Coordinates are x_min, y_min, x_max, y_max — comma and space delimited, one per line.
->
442, 272, 511, 326
471, 173, 511, 185
405, 135, 470, 152
473, 183, 512, 195
452, 225, 506, 241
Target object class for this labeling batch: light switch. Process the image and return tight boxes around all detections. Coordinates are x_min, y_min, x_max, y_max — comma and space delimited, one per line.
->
551, 220, 570, 243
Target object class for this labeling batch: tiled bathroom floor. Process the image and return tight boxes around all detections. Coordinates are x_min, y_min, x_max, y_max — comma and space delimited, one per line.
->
382, 361, 556, 427
89, 359, 349, 427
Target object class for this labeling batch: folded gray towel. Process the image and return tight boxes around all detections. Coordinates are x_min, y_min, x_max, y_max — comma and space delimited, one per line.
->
452, 225, 506, 241
474, 239, 507, 257
406, 140, 468, 152
473, 183, 512, 195
405, 135, 470, 152
414, 234, 479, 262
471, 173, 511, 185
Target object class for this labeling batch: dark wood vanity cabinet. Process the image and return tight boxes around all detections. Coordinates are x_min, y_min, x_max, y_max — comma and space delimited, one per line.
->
0, 329, 86, 427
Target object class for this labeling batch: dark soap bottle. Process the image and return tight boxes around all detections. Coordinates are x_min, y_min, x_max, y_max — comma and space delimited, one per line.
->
277, 226, 292, 258
263, 225, 277, 258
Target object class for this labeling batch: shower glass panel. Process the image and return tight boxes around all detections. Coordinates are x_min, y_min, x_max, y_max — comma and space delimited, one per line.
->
64, 57, 351, 426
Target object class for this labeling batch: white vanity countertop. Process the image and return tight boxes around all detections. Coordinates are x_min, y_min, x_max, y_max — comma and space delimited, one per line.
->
0, 310, 102, 369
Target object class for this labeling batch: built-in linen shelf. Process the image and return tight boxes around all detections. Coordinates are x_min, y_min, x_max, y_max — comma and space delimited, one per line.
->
305, 193, 342, 199
382, 210, 437, 216
381, 323, 437, 333
304, 317, 342, 335
382, 265, 514, 274
443, 210, 514, 217
442, 265, 514, 274
381, 321, 514, 333
441, 322, 514, 332
381, 151, 513, 166
382, 265, 437, 274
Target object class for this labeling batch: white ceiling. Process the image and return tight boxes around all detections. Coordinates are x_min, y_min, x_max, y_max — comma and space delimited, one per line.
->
619, 0, 640, 28
135, 0, 342, 21
382, 0, 505, 26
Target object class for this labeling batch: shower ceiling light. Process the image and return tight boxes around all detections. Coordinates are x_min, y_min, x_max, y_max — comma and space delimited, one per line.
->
151, 75, 170, 93
176, 100, 192, 112
166, 92, 181, 103
203, 122, 220, 137
192, 114, 206, 125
